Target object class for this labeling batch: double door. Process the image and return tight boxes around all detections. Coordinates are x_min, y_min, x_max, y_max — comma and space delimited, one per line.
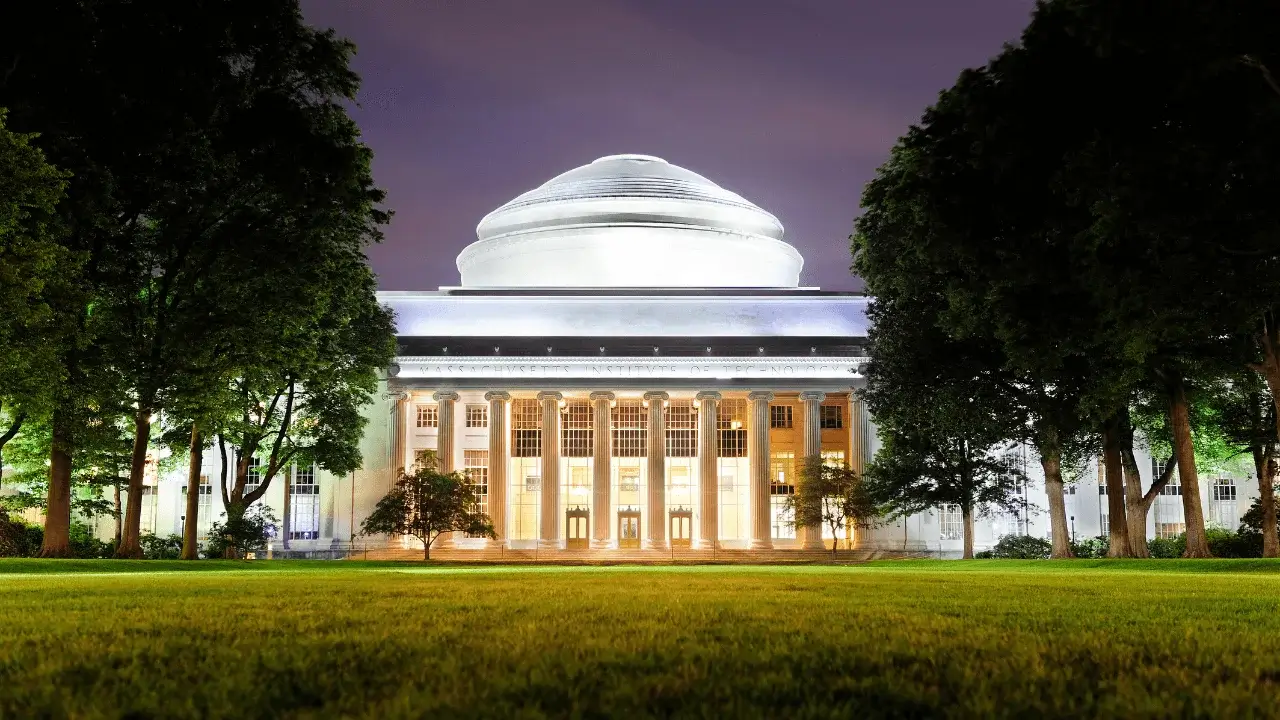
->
618, 510, 641, 549
566, 509, 589, 550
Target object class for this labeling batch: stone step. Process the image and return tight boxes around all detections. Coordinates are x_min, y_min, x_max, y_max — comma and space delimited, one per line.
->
354, 546, 919, 563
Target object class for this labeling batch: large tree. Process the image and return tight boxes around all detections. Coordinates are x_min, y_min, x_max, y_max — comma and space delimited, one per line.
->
0, 0, 392, 556
361, 461, 496, 561
0, 110, 71, 493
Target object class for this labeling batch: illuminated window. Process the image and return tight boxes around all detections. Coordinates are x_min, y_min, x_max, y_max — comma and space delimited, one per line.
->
561, 400, 593, 457
939, 504, 963, 540
717, 399, 748, 458
611, 400, 647, 458
416, 405, 438, 428
464, 450, 489, 535
770, 451, 796, 539
821, 450, 844, 467
619, 466, 641, 493
665, 400, 697, 457
511, 399, 541, 457
1099, 513, 1110, 535
289, 465, 319, 540
465, 404, 488, 428
820, 405, 843, 429
770, 405, 793, 429
1156, 522, 1185, 539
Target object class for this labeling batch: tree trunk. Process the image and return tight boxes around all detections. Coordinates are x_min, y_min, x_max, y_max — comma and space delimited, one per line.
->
39, 412, 74, 557
182, 425, 202, 560
1040, 449, 1074, 559
1103, 417, 1131, 558
1256, 448, 1278, 558
116, 407, 152, 559
423, 535, 431, 561
1117, 414, 1151, 558
1167, 375, 1210, 558
961, 505, 974, 559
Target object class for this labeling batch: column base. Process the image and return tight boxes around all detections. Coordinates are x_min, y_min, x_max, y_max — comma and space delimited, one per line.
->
643, 539, 668, 551
802, 539, 825, 551
749, 538, 774, 551
693, 539, 718, 550
538, 539, 561, 551
590, 538, 611, 549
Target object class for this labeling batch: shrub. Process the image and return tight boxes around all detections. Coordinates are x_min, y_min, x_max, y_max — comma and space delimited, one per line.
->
1148, 535, 1186, 558
1070, 536, 1109, 559
1206, 527, 1262, 558
140, 533, 184, 560
984, 534, 1052, 559
205, 504, 278, 559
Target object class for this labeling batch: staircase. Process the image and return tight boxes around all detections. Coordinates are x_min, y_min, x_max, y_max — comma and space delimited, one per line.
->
355, 545, 915, 563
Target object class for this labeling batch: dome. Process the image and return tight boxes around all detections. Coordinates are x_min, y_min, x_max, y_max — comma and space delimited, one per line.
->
456, 154, 804, 288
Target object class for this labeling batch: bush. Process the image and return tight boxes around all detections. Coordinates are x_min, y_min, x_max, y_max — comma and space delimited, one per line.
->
205, 504, 278, 559
1147, 534, 1185, 558
140, 533, 184, 560
983, 534, 1052, 559
1070, 535, 1109, 559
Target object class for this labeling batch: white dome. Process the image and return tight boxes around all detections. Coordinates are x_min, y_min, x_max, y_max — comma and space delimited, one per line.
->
456, 154, 804, 288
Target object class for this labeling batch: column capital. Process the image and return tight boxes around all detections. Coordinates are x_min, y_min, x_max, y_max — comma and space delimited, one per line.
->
798, 391, 827, 403
588, 391, 616, 402
642, 391, 670, 403
432, 390, 460, 402
536, 391, 563, 403
694, 391, 722, 403
747, 391, 775, 403
484, 390, 511, 403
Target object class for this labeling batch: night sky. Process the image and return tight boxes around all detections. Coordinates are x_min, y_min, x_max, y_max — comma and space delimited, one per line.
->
300, 0, 1034, 291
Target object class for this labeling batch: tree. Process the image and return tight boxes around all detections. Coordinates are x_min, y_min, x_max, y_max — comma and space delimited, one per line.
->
0, 108, 71, 495
360, 461, 496, 561
1202, 373, 1279, 556
1, 0, 392, 557
787, 457, 878, 556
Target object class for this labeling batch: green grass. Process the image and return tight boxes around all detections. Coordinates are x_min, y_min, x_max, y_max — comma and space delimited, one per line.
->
3, 560, 1280, 718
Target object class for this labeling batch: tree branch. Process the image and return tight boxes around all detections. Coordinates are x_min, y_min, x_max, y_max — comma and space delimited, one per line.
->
1242, 55, 1280, 99
1141, 454, 1178, 507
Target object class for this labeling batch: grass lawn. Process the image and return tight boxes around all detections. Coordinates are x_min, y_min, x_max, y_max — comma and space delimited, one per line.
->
3, 560, 1280, 718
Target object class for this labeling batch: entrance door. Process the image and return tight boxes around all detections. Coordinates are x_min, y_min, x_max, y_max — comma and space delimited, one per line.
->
566, 508, 589, 550
618, 510, 641, 549
669, 510, 692, 548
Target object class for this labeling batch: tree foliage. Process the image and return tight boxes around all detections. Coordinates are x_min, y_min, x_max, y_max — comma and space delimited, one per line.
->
787, 457, 878, 555
360, 458, 496, 561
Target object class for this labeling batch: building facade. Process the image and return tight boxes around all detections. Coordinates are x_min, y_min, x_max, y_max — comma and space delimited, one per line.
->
64, 154, 1259, 557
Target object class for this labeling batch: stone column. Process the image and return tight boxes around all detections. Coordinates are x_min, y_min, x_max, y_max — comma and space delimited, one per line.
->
799, 391, 827, 550
589, 391, 614, 548
849, 392, 867, 549
695, 391, 721, 549
748, 391, 774, 550
433, 391, 459, 473
485, 391, 510, 545
538, 391, 562, 549
391, 393, 409, 478
644, 392, 669, 549
850, 393, 867, 475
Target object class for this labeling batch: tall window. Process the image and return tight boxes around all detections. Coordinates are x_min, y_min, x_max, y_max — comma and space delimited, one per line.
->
717, 399, 748, 458
416, 405, 439, 429
939, 504, 963, 540
246, 456, 264, 495
819, 405, 843, 429
612, 400, 647, 457
561, 400, 593, 457
821, 450, 845, 467
769, 405, 793, 429
512, 399, 541, 457
665, 400, 697, 457
465, 404, 488, 428
464, 450, 489, 535
1159, 479, 1182, 496
289, 465, 320, 540
1156, 522, 1185, 539
770, 451, 796, 539
1151, 457, 1170, 480
1212, 478, 1238, 530
181, 475, 213, 514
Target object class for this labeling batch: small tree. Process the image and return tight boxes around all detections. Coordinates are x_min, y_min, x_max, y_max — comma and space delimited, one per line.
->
361, 462, 495, 560
787, 457, 878, 556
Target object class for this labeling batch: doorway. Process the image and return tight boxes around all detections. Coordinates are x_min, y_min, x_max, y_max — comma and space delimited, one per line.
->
669, 509, 693, 549
566, 508, 589, 550
618, 509, 641, 549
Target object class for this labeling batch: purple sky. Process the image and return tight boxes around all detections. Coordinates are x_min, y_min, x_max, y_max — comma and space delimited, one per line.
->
300, 0, 1034, 291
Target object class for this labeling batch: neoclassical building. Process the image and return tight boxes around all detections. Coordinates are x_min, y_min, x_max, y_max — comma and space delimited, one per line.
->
379, 154, 871, 553
67, 154, 1257, 557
